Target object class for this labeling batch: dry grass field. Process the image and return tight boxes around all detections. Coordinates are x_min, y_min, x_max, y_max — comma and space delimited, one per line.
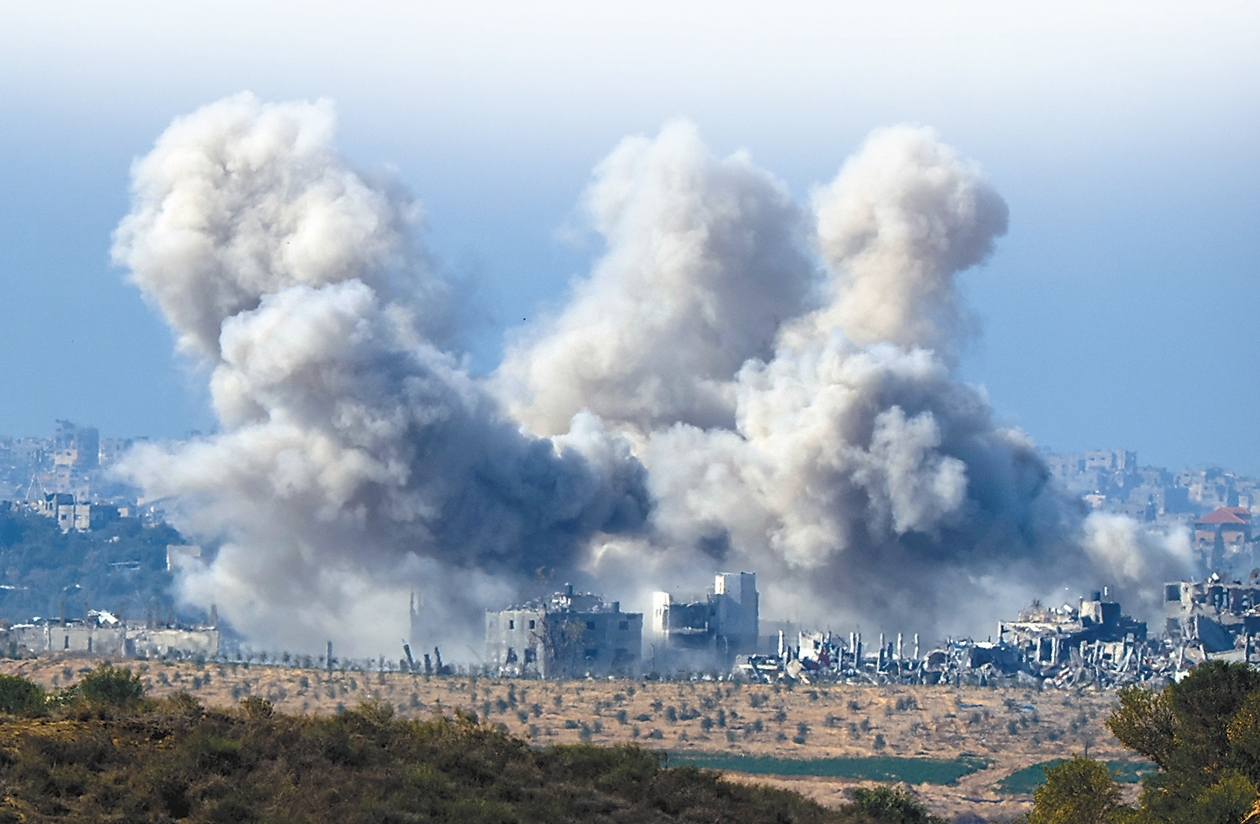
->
0, 656, 1144, 820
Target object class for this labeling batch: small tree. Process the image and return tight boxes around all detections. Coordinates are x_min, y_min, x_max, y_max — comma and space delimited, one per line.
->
848, 786, 946, 824
1027, 756, 1121, 824
0, 674, 44, 715
77, 663, 145, 707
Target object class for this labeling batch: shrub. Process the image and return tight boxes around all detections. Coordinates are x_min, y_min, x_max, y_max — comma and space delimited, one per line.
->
0, 674, 44, 716
848, 786, 946, 823
76, 663, 145, 708
1027, 757, 1119, 824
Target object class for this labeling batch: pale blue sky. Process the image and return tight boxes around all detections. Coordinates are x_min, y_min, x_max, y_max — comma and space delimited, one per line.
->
1, 1, 1257, 472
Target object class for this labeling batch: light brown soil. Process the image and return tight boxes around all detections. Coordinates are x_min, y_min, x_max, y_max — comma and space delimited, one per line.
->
0, 656, 1142, 821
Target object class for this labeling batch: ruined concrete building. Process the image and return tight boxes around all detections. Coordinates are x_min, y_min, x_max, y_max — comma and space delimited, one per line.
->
485, 585, 642, 679
1, 604, 219, 659
32, 492, 121, 533
1165, 574, 1260, 662
997, 590, 1147, 677
649, 572, 759, 672
1194, 507, 1256, 576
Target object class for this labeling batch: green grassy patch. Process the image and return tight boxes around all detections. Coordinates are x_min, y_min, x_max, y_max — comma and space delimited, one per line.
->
664, 752, 991, 784
997, 759, 1156, 795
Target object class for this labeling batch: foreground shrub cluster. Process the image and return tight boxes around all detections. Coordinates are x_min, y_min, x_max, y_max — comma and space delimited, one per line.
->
0, 664, 938, 823
1029, 661, 1260, 824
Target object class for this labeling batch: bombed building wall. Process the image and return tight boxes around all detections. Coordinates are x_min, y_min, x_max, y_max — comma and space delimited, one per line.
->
2, 608, 219, 660
649, 572, 759, 672
485, 586, 642, 679
109, 95, 1192, 657
1164, 575, 1260, 661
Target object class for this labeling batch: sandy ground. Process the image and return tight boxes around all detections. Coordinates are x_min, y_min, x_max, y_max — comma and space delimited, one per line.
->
0, 656, 1146, 821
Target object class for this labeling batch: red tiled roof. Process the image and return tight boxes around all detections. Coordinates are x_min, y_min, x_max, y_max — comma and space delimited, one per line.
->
1196, 507, 1252, 526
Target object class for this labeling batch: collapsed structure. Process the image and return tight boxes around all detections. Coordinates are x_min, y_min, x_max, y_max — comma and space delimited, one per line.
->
485, 586, 643, 678
648, 572, 759, 672
736, 590, 1158, 689
1193, 507, 1256, 578
1165, 574, 1260, 663
1, 604, 220, 659
998, 590, 1147, 675
31, 492, 123, 533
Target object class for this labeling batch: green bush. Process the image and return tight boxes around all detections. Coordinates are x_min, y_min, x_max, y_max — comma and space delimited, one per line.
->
0, 674, 44, 715
75, 663, 145, 707
1027, 757, 1120, 824
847, 786, 947, 824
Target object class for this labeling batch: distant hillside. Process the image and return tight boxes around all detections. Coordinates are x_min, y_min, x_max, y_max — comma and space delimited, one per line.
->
0, 665, 938, 823
0, 507, 184, 623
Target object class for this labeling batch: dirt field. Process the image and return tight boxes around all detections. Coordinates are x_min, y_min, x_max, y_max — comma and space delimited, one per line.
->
0, 656, 1144, 821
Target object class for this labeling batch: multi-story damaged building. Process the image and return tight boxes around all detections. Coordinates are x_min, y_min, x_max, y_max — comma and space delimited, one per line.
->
1164, 575, 1260, 660
485, 586, 642, 679
649, 572, 759, 671
997, 591, 1147, 675
32, 493, 122, 533
1193, 507, 1255, 575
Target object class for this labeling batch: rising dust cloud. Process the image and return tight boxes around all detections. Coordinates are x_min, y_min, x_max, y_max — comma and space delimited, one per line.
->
111, 93, 1192, 658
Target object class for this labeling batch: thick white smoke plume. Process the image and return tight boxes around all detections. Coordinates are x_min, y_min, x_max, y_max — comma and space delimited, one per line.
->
497, 121, 815, 436
500, 123, 1191, 637
115, 95, 1190, 656
113, 94, 649, 655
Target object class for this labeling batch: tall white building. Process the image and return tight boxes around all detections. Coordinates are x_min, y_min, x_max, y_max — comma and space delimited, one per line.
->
650, 571, 759, 670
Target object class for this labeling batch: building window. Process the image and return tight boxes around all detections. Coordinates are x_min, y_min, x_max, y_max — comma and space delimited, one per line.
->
618, 620, 629, 631
585, 620, 596, 630
584, 648, 599, 659
528, 619, 536, 629
524, 648, 536, 663
506, 647, 517, 663
508, 619, 515, 629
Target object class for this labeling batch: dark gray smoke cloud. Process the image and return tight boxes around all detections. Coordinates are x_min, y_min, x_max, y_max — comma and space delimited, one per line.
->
114, 96, 1190, 655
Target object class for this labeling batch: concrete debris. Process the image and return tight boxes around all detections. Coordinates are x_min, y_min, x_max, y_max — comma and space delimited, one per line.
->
734, 588, 1203, 690
1165, 573, 1260, 665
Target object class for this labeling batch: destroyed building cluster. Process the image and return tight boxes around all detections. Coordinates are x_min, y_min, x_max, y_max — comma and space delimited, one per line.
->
0, 603, 220, 659
478, 564, 1260, 690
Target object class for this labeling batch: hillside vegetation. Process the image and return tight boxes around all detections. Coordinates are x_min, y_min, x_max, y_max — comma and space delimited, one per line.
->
0, 665, 947, 824
0, 507, 182, 622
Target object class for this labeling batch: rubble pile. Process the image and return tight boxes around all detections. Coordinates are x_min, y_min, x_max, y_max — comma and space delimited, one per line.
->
734, 588, 1217, 690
